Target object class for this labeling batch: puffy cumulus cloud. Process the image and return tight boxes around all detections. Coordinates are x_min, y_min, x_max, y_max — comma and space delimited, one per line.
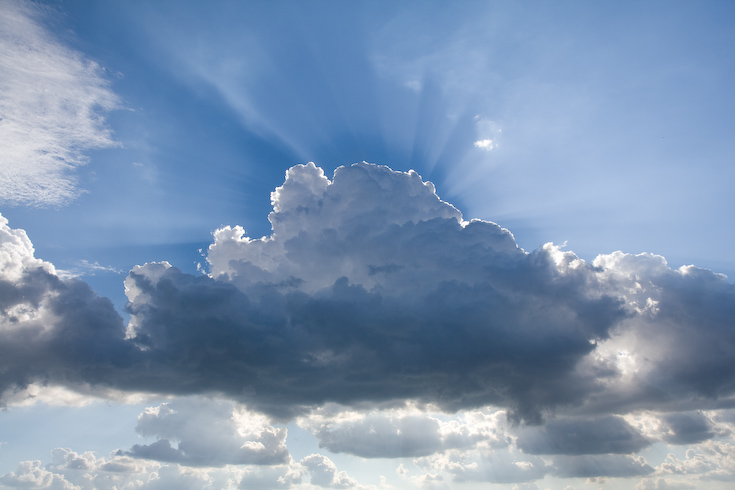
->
0, 213, 50, 281
0, 460, 76, 490
207, 162, 467, 293
0, 447, 305, 490
0, 451, 164, 490
235, 461, 304, 490
0, 213, 132, 403
0, 0, 119, 207
659, 440, 735, 481
582, 252, 735, 415
2, 162, 735, 435
125, 397, 289, 467
130, 162, 628, 422
299, 454, 361, 489
297, 404, 509, 458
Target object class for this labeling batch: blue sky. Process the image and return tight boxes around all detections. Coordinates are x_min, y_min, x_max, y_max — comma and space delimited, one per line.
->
1, 1, 735, 489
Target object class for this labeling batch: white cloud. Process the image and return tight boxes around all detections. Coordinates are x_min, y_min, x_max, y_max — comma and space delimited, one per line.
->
0, 452, 163, 490
636, 478, 695, 490
658, 440, 735, 481
0, 449, 270, 490
298, 404, 508, 458
0, 460, 71, 489
0, 213, 53, 282
300, 454, 361, 489
415, 446, 549, 484
2, 383, 153, 408
0, 0, 119, 207
126, 397, 289, 467
473, 138, 494, 150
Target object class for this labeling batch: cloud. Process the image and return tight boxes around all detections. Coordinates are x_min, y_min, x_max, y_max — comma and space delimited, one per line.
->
636, 478, 695, 490
0, 448, 283, 490
515, 415, 651, 455
0, 0, 119, 207
552, 454, 654, 478
660, 412, 719, 445
1, 162, 735, 432
659, 440, 735, 481
300, 454, 361, 489
0, 213, 132, 403
0, 460, 73, 490
298, 404, 508, 458
473, 139, 494, 150
512, 484, 541, 490
577, 252, 735, 414
124, 397, 289, 467
194, 162, 629, 421
0, 451, 164, 490
416, 447, 549, 484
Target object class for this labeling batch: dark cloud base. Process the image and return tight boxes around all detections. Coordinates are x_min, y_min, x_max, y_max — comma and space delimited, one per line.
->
1, 163, 734, 427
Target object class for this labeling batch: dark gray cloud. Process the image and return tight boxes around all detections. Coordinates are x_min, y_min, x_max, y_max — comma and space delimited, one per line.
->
661, 412, 718, 445
552, 454, 654, 478
516, 416, 651, 455
117, 164, 629, 422
0, 230, 134, 401
1, 163, 735, 433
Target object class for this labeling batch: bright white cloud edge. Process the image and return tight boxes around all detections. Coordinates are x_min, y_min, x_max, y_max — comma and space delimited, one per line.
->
2, 161, 735, 489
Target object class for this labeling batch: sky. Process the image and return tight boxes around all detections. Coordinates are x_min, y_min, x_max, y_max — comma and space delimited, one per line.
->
1, 1, 735, 489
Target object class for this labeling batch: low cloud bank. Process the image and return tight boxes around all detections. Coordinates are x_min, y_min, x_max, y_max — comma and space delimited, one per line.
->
1, 163, 734, 426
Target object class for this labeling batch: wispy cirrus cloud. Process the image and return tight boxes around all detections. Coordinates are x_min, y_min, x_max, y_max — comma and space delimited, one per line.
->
0, 0, 119, 207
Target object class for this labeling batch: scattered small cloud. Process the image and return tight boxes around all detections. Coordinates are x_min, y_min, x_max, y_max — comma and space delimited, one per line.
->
474, 138, 495, 150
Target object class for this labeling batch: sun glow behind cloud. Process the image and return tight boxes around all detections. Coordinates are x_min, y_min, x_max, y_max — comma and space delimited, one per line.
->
3, 161, 735, 488
474, 139, 494, 150
2, 1, 735, 489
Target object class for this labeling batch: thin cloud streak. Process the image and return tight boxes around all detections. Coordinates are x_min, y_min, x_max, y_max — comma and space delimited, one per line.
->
0, 0, 119, 207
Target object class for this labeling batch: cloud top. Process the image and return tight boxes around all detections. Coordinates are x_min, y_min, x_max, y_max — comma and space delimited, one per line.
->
1, 162, 735, 427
